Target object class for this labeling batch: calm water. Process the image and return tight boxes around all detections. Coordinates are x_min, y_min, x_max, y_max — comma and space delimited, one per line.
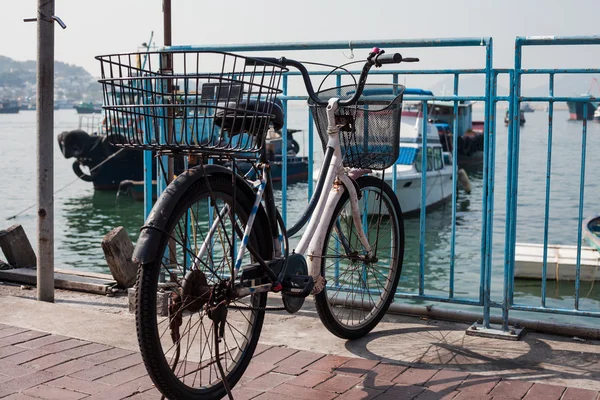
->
2, 108, 600, 324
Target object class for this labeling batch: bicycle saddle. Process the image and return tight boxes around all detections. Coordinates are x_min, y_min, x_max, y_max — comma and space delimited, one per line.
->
215, 98, 284, 134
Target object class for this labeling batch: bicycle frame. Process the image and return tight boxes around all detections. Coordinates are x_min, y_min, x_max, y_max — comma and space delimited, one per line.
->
196, 98, 374, 291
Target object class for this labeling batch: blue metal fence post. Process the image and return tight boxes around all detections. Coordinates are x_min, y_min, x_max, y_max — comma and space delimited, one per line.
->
281, 75, 288, 224
541, 73, 555, 308
419, 101, 428, 296
481, 39, 493, 329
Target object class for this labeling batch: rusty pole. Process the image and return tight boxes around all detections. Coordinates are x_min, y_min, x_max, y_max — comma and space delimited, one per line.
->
36, 0, 55, 302
163, 0, 174, 184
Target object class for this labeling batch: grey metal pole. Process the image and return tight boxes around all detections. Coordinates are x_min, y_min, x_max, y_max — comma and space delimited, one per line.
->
36, 0, 55, 302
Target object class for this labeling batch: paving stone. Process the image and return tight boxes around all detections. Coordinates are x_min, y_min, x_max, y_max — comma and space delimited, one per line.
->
562, 387, 599, 400
1, 348, 49, 365
365, 363, 408, 382
243, 372, 295, 391
21, 352, 71, 370
425, 370, 470, 393
314, 374, 362, 394
0, 394, 39, 400
393, 367, 440, 386
307, 354, 353, 373
374, 383, 426, 400
0, 374, 13, 385
79, 347, 135, 365
16, 335, 71, 350
22, 384, 87, 400
274, 364, 307, 376
37, 339, 89, 354
254, 392, 304, 400
127, 393, 163, 400
451, 391, 488, 400
0, 360, 38, 378
286, 369, 335, 388
0, 331, 50, 347
0, 345, 27, 360
244, 361, 276, 379
358, 379, 396, 391
47, 376, 112, 395
230, 385, 264, 400
252, 346, 299, 365
336, 358, 380, 377
69, 364, 119, 381
456, 375, 499, 394
336, 386, 385, 400
0, 370, 60, 398
0, 326, 28, 339
270, 382, 338, 400
522, 383, 565, 400
489, 380, 533, 399
99, 352, 143, 370
94, 363, 148, 386
44, 358, 97, 375
276, 350, 325, 370
59, 343, 113, 359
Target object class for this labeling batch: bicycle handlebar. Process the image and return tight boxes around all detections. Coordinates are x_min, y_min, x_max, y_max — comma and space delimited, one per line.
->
250, 48, 419, 106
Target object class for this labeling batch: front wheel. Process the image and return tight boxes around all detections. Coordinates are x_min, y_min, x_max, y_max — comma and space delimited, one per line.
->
314, 176, 404, 339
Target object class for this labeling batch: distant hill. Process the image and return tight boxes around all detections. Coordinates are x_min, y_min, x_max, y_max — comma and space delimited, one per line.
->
0, 55, 92, 87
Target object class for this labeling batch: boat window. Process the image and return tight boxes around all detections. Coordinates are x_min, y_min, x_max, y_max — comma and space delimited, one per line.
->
433, 147, 443, 170
414, 148, 433, 173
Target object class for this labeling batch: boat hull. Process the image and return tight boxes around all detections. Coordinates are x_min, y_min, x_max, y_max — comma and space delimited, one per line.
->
567, 101, 598, 120
0, 106, 20, 114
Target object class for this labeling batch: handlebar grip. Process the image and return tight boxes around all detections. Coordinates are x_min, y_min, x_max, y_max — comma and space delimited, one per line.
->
376, 53, 402, 64
402, 57, 420, 63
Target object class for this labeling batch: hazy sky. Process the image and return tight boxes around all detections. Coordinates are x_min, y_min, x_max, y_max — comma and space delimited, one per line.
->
2, 0, 599, 81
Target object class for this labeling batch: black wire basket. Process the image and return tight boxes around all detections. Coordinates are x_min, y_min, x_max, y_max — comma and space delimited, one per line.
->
309, 84, 405, 170
96, 51, 287, 159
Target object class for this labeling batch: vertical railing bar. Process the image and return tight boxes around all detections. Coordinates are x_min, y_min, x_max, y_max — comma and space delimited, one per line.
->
281, 75, 288, 225
486, 68, 499, 329
481, 39, 493, 329
575, 103, 588, 311
419, 101, 428, 296
541, 73, 555, 308
510, 41, 524, 310
449, 73, 459, 299
502, 69, 515, 330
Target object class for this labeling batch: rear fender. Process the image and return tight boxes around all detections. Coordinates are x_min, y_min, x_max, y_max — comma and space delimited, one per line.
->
132, 164, 266, 264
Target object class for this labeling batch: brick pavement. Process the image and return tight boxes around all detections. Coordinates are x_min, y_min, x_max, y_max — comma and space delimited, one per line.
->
0, 323, 597, 400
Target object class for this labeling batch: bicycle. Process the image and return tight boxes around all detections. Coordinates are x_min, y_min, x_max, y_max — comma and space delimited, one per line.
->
98, 47, 416, 399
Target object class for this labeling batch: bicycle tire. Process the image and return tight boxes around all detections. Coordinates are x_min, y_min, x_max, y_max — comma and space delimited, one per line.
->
136, 175, 272, 400
314, 176, 404, 339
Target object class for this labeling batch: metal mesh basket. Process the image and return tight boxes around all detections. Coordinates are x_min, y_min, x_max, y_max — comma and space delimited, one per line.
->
97, 51, 287, 159
309, 84, 405, 170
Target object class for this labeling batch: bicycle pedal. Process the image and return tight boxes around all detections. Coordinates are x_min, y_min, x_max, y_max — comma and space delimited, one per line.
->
281, 275, 314, 298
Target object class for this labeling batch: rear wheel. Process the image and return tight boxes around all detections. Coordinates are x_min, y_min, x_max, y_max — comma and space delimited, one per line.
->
136, 175, 271, 399
314, 176, 404, 339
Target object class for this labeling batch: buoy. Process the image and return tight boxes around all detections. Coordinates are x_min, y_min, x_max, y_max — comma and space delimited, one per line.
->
458, 168, 471, 194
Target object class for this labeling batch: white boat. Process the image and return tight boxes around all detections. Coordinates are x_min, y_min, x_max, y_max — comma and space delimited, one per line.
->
594, 106, 600, 122
515, 242, 600, 281
371, 115, 454, 215
314, 114, 455, 216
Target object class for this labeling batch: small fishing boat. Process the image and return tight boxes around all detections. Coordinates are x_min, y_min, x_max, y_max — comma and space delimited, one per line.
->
405, 91, 486, 170
0, 100, 20, 114
504, 109, 526, 126
583, 215, 600, 251
520, 103, 535, 113
74, 102, 102, 114
567, 96, 598, 120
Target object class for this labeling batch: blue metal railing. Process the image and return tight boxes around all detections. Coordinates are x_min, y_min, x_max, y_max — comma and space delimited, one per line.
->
505, 36, 600, 320
142, 36, 600, 334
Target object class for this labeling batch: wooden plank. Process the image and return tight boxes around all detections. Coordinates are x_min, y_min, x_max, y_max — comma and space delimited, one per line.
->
0, 225, 36, 268
0, 268, 115, 295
